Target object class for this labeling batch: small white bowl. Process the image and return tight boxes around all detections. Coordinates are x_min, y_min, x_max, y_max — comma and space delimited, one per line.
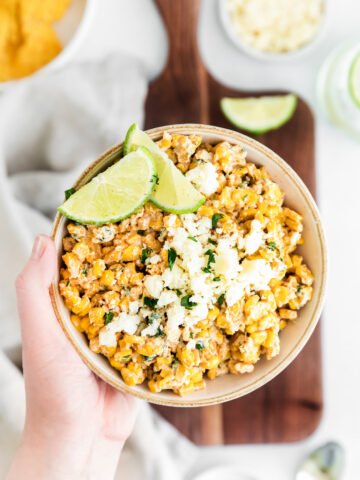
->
51, 124, 328, 408
0, 0, 95, 91
218, 0, 327, 62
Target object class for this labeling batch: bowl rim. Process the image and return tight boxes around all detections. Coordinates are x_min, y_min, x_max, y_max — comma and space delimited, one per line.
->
0, 0, 96, 91
218, 0, 327, 62
50, 123, 328, 407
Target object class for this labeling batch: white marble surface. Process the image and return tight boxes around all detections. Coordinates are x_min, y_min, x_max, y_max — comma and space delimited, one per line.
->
73, 1, 360, 478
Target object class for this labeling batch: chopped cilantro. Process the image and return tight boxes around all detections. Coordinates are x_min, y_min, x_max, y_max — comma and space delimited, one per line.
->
155, 327, 165, 337
137, 229, 145, 235
150, 313, 161, 320
175, 289, 182, 296
187, 236, 198, 242
158, 227, 166, 240
213, 276, 221, 282
143, 355, 157, 362
66, 279, 70, 287
119, 354, 131, 362
190, 332, 194, 339
104, 312, 114, 325
152, 174, 159, 185
208, 238, 217, 245
82, 264, 88, 276
64, 188, 76, 200
241, 147, 246, 153
168, 248, 177, 271
205, 249, 215, 269
202, 267, 211, 274
218, 293, 225, 306
143, 297, 158, 309
181, 295, 198, 309
141, 248, 150, 263
195, 340, 205, 350
267, 242, 279, 252
171, 357, 180, 368
240, 177, 250, 187
212, 213, 224, 229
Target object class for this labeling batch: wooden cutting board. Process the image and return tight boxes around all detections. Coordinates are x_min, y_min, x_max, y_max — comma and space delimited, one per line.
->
145, 0, 322, 445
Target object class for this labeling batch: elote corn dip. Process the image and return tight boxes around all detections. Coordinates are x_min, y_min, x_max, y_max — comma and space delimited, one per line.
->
60, 133, 314, 396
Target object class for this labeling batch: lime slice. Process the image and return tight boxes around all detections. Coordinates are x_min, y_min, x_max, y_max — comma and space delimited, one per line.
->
124, 124, 205, 213
58, 147, 157, 225
349, 52, 360, 108
220, 94, 297, 135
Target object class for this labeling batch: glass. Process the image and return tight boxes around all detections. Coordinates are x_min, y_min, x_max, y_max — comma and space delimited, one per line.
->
317, 39, 360, 140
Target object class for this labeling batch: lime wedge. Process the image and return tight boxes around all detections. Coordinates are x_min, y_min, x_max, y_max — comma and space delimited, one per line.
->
58, 147, 157, 225
349, 52, 360, 108
124, 124, 205, 214
220, 94, 297, 135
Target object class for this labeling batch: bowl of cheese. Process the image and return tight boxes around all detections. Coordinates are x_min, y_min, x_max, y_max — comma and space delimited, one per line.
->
219, 0, 326, 60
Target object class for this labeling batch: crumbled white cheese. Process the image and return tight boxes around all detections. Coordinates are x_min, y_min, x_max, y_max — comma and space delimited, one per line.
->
144, 275, 164, 298
244, 219, 264, 254
227, 0, 324, 54
214, 238, 240, 280
149, 254, 161, 265
197, 217, 212, 234
187, 301, 209, 323
239, 258, 274, 290
162, 265, 187, 290
166, 214, 178, 227
185, 161, 219, 196
139, 308, 152, 318
189, 272, 215, 305
166, 301, 185, 341
141, 319, 160, 337
181, 214, 212, 237
128, 300, 140, 315
225, 259, 275, 307
99, 312, 141, 346
110, 313, 141, 335
99, 328, 117, 348
186, 339, 197, 350
160, 206, 275, 334
158, 290, 178, 307
225, 282, 244, 308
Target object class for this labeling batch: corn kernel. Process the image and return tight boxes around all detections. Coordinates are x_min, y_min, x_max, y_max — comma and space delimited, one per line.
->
92, 259, 105, 278
122, 245, 141, 262
100, 269, 115, 287
89, 307, 105, 325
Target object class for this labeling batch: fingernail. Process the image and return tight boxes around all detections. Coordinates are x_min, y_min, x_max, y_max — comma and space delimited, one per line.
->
31, 235, 46, 260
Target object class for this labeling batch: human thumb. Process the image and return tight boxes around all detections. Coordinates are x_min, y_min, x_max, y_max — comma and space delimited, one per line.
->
15, 235, 59, 349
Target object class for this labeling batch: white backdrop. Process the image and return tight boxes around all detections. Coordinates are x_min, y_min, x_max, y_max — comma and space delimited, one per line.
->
60, 0, 360, 478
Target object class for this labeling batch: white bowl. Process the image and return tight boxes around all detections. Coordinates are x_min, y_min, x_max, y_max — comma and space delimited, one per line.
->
51, 124, 328, 407
218, 0, 327, 62
0, 0, 95, 91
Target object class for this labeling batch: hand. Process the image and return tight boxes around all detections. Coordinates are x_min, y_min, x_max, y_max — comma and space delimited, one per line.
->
7, 235, 138, 480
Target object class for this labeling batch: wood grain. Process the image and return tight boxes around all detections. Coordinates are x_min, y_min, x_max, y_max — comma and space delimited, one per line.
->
145, 0, 322, 445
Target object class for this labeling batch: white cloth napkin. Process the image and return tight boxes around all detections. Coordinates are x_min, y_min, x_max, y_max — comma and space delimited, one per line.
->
0, 56, 197, 479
